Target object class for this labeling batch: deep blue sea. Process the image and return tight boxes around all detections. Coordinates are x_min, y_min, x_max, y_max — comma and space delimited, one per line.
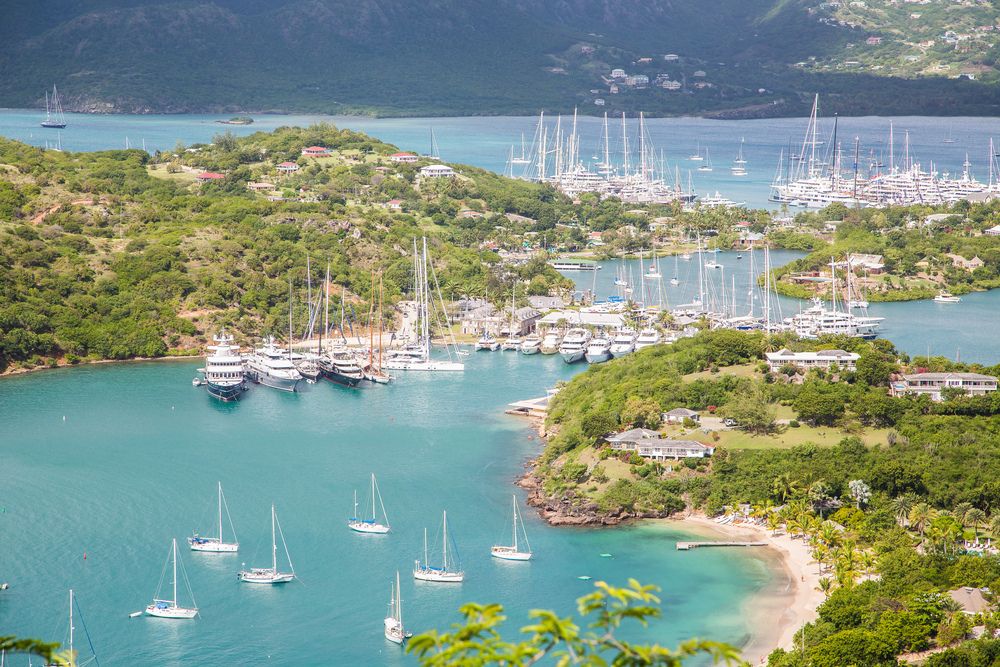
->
1, 109, 998, 208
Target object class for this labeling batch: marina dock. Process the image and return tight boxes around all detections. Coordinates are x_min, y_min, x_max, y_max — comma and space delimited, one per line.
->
676, 541, 767, 551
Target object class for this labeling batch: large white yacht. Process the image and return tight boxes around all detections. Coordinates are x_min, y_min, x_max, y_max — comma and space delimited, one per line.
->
634, 328, 662, 350
558, 328, 592, 364
245, 337, 303, 392
540, 330, 561, 354
609, 330, 637, 358
199, 330, 246, 401
584, 335, 613, 364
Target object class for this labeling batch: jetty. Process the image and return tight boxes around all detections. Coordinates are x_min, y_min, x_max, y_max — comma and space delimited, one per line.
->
676, 541, 767, 551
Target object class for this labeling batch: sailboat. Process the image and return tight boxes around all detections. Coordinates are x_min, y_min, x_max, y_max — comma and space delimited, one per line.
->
348, 473, 390, 534
670, 253, 680, 286
704, 248, 722, 270
413, 511, 464, 582
696, 148, 713, 172
510, 133, 531, 165
943, 126, 957, 144
383, 238, 464, 372
237, 505, 295, 584
49, 590, 98, 666
145, 539, 198, 619
644, 248, 662, 280
41, 85, 67, 129
688, 141, 704, 161
188, 481, 239, 552
384, 571, 411, 644
490, 495, 532, 561
730, 138, 748, 176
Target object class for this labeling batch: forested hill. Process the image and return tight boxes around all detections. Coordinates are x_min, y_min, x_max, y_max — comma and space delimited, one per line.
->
1, 0, 998, 118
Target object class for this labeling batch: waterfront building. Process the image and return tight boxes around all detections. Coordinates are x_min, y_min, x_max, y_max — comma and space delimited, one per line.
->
389, 152, 419, 163
608, 433, 715, 460
891, 372, 998, 401
765, 348, 860, 372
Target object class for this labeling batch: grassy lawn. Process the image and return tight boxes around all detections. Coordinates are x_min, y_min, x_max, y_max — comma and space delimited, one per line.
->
683, 362, 759, 382
147, 164, 197, 184
715, 424, 892, 450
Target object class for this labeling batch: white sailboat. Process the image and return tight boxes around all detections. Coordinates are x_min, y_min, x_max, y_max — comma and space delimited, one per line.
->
189, 481, 239, 552
50, 590, 98, 666
348, 473, 390, 534
413, 511, 464, 583
490, 495, 532, 561
237, 505, 295, 584
145, 539, 198, 619
383, 238, 464, 372
670, 253, 680, 286
384, 571, 411, 644
697, 148, 713, 172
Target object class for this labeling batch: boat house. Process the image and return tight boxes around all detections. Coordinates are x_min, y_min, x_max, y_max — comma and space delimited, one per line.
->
765, 349, 860, 372
891, 372, 998, 401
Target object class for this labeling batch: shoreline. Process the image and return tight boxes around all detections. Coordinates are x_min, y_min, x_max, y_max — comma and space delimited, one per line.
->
0, 354, 200, 379
659, 514, 821, 665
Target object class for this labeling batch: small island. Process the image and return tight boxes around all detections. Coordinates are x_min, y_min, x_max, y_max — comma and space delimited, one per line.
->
216, 116, 254, 125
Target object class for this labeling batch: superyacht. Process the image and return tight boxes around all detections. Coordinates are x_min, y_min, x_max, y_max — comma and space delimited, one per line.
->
245, 337, 304, 392
199, 331, 246, 401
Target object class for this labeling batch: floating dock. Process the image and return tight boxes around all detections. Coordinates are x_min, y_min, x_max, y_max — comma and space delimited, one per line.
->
676, 541, 767, 551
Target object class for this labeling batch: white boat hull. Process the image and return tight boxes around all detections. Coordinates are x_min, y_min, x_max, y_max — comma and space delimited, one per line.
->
383, 359, 465, 371
585, 350, 612, 364
188, 537, 238, 553
145, 603, 197, 619
609, 345, 634, 358
520, 345, 541, 355
238, 569, 294, 584
384, 618, 406, 644
560, 350, 586, 364
413, 567, 464, 583
491, 547, 532, 561
348, 520, 390, 534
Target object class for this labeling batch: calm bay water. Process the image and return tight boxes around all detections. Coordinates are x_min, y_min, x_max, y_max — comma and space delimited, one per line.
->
1, 109, 998, 208
571, 249, 1000, 364
0, 353, 773, 665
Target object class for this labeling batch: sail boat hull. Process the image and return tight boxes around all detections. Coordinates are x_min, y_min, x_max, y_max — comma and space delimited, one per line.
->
40, 121, 67, 129
348, 520, 390, 534
490, 546, 532, 561
188, 537, 238, 553
385, 617, 406, 643
238, 569, 295, 584
413, 567, 464, 583
145, 602, 198, 619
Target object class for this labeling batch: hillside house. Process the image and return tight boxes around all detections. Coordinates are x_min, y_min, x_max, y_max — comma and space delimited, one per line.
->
389, 152, 418, 163
246, 181, 275, 191
948, 254, 985, 270
196, 172, 225, 182
663, 408, 700, 424
276, 161, 300, 173
891, 372, 998, 401
984, 224, 1000, 237
610, 68, 627, 79
948, 588, 993, 615
419, 164, 455, 178
848, 253, 885, 273
301, 146, 331, 158
766, 349, 860, 372
607, 431, 715, 459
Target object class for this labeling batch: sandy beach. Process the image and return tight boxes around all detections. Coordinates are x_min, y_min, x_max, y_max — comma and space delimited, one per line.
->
663, 514, 823, 665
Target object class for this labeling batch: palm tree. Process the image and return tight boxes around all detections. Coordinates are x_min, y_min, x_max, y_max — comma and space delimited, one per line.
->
909, 503, 935, 544
990, 513, 1000, 541
817, 577, 834, 598
766, 513, 782, 536
953, 502, 973, 529
772, 473, 801, 503
891, 495, 914, 527
967, 508, 987, 541
860, 551, 877, 580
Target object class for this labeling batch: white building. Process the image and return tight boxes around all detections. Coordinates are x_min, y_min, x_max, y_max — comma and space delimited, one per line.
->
535, 310, 625, 330
765, 349, 860, 372
609, 435, 715, 459
891, 372, 998, 401
663, 408, 700, 424
984, 224, 1000, 237
419, 164, 455, 178
389, 152, 419, 163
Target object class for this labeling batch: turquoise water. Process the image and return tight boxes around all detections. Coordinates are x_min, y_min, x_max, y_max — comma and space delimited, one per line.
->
1, 109, 997, 208
0, 354, 773, 665
570, 249, 1000, 364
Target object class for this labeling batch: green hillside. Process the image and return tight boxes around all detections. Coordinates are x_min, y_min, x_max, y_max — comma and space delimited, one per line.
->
1, 0, 998, 117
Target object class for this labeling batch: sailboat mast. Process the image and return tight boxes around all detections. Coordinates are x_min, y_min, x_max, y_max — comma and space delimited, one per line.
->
370, 473, 376, 520
423, 527, 428, 567
512, 495, 518, 551
287, 277, 293, 361
442, 511, 449, 571
172, 538, 178, 606
622, 113, 629, 178
271, 505, 277, 572
321, 264, 330, 354
396, 571, 403, 625
69, 589, 74, 660
218, 482, 223, 541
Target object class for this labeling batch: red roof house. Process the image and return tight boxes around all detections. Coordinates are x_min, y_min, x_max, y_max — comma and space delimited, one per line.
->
389, 152, 419, 163
301, 146, 332, 157
277, 161, 300, 172
196, 172, 225, 181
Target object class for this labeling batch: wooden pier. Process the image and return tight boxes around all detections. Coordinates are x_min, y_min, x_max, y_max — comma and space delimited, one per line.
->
676, 541, 767, 551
